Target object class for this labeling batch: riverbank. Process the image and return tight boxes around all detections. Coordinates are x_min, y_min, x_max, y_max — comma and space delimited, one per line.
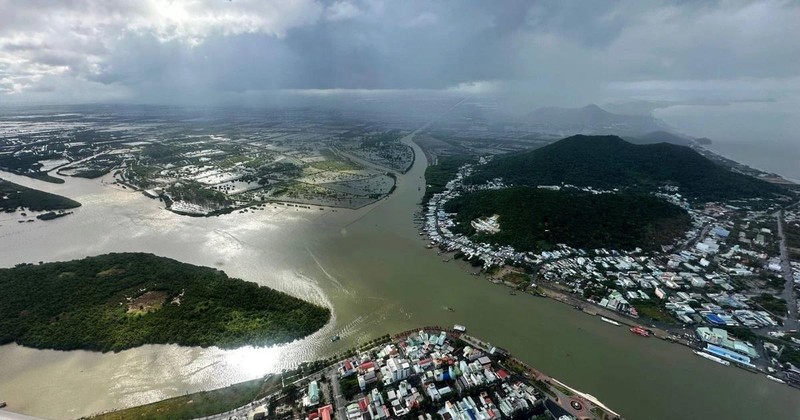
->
92, 327, 622, 420
2, 131, 800, 420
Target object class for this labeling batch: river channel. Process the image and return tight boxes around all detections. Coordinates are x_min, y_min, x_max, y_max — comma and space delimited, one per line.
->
1, 133, 798, 419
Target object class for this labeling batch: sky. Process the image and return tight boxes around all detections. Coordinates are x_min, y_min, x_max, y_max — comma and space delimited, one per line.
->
0, 0, 798, 108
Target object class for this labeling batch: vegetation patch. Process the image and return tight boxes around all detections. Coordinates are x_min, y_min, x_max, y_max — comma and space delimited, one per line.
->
422, 155, 474, 203
0, 178, 81, 212
750, 293, 787, 314
0, 253, 330, 352
632, 301, 676, 323
126, 290, 168, 315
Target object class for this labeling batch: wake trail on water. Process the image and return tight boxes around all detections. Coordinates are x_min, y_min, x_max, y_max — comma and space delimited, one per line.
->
305, 246, 350, 296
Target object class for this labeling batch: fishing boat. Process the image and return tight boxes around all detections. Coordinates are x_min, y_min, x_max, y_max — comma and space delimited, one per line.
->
629, 326, 650, 337
600, 317, 620, 326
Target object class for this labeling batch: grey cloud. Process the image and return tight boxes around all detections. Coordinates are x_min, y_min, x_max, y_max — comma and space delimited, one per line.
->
0, 0, 798, 106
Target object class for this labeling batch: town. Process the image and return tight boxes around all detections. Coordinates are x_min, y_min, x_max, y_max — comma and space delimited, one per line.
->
198, 328, 621, 420
421, 158, 800, 387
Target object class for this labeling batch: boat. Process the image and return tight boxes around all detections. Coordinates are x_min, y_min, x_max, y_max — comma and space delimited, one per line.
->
454, 324, 467, 332
629, 326, 650, 337
330, 335, 341, 342
0, 401, 6, 408
444, 306, 455, 312
767, 375, 787, 384
509, 290, 517, 295
693, 350, 731, 366
600, 317, 620, 326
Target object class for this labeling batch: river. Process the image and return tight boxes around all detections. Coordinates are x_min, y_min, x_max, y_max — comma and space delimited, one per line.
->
1, 133, 799, 420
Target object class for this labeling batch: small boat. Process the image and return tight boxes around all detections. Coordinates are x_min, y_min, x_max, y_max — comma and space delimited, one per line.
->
767, 375, 786, 384
693, 350, 731, 366
600, 317, 620, 326
454, 324, 467, 332
0, 401, 6, 408
509, 290, 517, 295
444, 306, 455, 312
630, 326, 650, 337
331, 335, 341, 342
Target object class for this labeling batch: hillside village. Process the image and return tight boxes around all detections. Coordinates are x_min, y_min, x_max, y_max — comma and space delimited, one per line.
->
422, 155, 800, 386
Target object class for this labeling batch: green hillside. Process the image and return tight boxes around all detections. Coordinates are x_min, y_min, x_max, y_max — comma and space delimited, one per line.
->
468, 135, 783, 202
0, 253, 330, 352
444, 187, 691, 252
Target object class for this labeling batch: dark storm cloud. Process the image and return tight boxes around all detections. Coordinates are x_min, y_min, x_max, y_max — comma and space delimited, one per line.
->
0, 0, 798, 105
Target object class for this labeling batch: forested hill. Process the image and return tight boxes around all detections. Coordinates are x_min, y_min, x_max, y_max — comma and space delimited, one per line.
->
0, 253, 330, 352
468, 135, 784, 202
445, 187, 691, 252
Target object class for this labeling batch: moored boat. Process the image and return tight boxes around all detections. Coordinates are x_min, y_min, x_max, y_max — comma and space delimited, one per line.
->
693, 350, 731, 366
767, 375, 786, 384
454, 324, 467, 332
600, 317, 620, 326
630, 326, 650, 337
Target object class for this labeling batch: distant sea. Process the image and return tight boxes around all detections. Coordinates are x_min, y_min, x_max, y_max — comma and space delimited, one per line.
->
655, 102, 800, 183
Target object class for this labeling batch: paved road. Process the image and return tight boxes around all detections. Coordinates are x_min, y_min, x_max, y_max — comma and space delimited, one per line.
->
776, 210, 798, 330
326, 367, 349, 420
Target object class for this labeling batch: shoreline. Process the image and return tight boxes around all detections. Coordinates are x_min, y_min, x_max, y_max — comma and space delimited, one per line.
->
411, 137, 797, 387
88, 327, 623, 420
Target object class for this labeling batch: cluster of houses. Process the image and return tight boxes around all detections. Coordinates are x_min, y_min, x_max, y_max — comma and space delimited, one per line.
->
422, 159, 795, 369
335, 330, 545, 420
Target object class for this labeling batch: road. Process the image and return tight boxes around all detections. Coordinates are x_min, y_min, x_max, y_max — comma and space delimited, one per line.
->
326, 366, 349, 420
776, 210, 798, 330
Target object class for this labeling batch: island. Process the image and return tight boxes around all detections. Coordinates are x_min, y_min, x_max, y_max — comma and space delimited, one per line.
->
0, 253, 330, 352
0, 177, 81, 213
91, 327, 622, 420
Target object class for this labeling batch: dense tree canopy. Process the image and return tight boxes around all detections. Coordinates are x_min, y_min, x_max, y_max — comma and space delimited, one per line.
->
422, 155, 474, 203
0, 253, 330, 352
445, 187, 691, 252
468, 135, 784, 202
0, 178, 81, 212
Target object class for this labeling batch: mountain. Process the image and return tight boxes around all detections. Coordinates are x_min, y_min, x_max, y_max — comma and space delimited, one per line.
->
525, 104, 665, 134
468, 135, 784, 202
